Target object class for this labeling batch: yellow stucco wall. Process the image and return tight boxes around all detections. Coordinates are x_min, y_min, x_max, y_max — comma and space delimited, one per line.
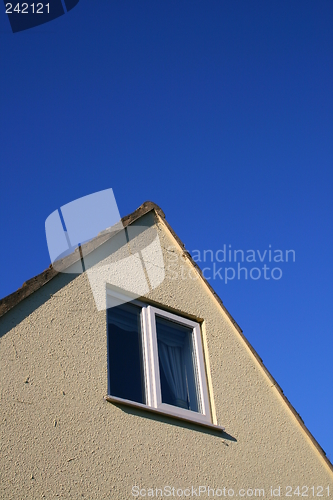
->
0, 211, 332, 499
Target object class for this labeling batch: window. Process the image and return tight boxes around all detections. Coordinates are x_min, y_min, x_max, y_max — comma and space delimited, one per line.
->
107, 295, 212, 426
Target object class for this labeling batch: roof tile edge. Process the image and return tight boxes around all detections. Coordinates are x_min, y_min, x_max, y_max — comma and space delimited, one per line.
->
0, 201, 164, 319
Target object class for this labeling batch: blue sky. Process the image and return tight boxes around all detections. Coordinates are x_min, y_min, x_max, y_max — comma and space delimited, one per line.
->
1, 1, 332, 461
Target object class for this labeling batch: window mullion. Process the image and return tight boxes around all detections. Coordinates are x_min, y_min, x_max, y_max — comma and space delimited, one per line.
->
147, 306, 162, 408
141, 307, 152, 407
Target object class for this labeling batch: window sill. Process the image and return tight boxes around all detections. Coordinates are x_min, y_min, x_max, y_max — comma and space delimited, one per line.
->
104, 395, 225, 432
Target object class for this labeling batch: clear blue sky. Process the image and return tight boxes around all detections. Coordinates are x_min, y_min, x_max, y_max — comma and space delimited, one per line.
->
1, 1, 332, 461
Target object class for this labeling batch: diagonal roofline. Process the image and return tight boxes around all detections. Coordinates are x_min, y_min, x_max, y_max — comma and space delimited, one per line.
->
0, 200, 332, 473
0, 201, 163, 320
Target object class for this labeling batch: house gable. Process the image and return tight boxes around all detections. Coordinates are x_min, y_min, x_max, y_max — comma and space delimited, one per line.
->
0, 202, 332, 498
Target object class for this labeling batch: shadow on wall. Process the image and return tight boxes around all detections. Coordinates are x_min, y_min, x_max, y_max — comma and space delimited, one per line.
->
109, 400, 237, 443
0, 272, 77, 339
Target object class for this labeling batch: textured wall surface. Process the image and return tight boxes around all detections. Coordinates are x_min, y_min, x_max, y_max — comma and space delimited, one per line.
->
1, 212, 332, 499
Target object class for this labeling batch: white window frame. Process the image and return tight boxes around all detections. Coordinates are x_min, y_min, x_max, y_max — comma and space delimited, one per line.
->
106, 289, 212, 426
143, 306, 211, 424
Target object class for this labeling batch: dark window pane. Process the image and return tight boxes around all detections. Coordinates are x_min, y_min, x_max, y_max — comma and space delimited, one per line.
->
156, 316, 201, 413
108, 303, 144, 404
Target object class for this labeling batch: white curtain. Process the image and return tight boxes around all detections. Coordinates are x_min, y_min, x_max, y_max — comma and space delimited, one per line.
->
108, 305, 139, 332
158, 340, 189, 409
157, 319, 197, 411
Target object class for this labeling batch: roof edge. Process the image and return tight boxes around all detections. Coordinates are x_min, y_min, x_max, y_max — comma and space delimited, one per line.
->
0, 201, 163, 319
155, 213, 333, 475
